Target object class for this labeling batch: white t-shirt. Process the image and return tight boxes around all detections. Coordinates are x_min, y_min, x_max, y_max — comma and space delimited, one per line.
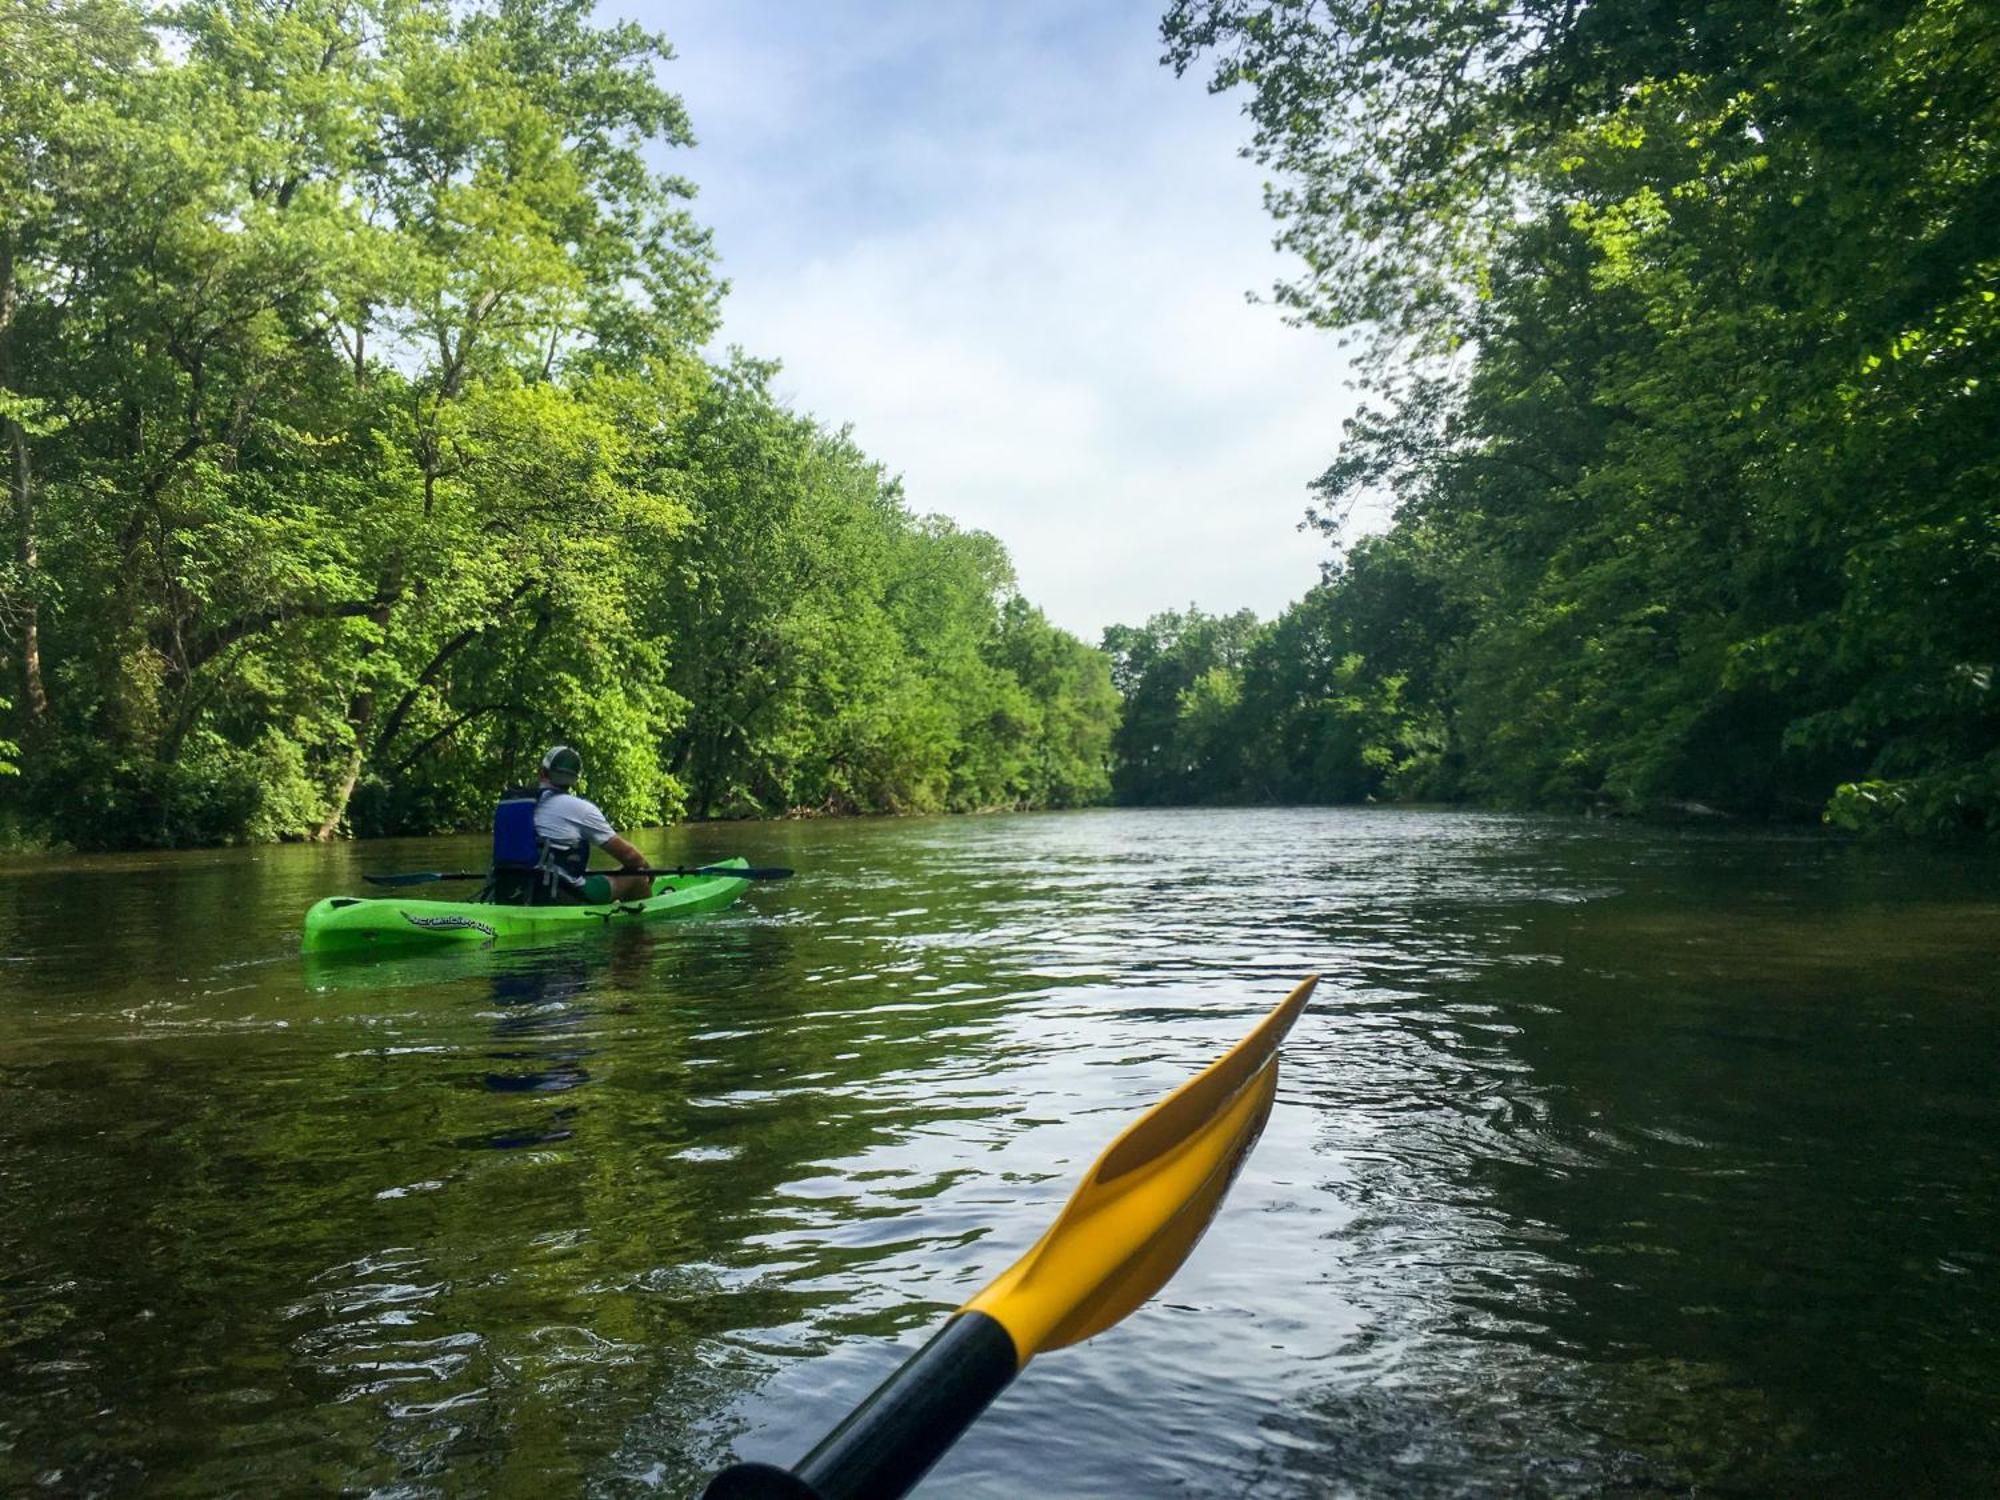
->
533, 790, 617, 852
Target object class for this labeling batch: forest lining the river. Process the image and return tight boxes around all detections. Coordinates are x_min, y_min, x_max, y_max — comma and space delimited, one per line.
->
3, 0, 1994, 851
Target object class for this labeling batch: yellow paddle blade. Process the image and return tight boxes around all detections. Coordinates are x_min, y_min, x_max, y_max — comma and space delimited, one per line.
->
962, 975, 1318, 1362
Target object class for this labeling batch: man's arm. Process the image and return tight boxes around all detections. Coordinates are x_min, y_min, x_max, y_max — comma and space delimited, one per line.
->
602, 833, 647, 871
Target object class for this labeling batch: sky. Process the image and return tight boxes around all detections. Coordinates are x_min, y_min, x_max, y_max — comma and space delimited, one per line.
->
617, 0, 1362, 641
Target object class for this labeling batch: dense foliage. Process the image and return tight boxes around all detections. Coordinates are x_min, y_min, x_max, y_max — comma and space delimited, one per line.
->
0, 0, 1114, 849
1102, 606, 1260, 805
1154, 0, 1999, 834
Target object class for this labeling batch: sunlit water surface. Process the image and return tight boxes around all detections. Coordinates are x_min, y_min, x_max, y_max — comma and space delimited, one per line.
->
2, 808, 1997, 1496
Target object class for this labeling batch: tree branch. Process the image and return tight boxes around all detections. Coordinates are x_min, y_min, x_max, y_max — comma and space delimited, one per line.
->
372, 579, 538, 756
184, 594, 397, 676
393, 702, 523, 773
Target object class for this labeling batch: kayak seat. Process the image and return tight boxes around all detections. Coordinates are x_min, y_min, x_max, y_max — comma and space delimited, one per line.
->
488, 865, 544, 906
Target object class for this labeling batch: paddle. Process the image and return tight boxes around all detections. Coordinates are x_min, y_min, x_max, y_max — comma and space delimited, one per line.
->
702, 974, 1319, 1500
362, 864, 795, 886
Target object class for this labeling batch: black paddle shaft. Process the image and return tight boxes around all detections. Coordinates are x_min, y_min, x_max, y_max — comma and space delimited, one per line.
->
703, 1312, 1019, 1500
363, 865, 792, 886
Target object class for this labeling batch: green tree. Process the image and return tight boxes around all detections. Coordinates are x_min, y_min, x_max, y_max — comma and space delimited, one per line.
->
0, 0, 154, 733
990, 597, 1118, 808
1102, 607, 1260, 804
1, 0, 722, 844
0, 0, 1111, 849
654, 363, 1114, 820
1165, 0, 2000, 833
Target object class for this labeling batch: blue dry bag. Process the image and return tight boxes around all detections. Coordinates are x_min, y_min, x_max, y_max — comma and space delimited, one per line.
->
488, 787, 547, 903
492, 788, 541, 869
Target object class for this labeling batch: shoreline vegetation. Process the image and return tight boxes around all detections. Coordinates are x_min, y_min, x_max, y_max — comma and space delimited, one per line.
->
0, 0, 1120, 853
1149, 0, 1998, 841
4, 1, 1994, 856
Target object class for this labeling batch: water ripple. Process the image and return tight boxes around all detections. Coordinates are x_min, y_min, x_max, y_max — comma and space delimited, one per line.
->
2, 809, 1999, 1495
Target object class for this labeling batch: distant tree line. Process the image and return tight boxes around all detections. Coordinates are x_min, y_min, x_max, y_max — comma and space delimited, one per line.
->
0, 0, 1116, 850
1140, 0, 1998, 835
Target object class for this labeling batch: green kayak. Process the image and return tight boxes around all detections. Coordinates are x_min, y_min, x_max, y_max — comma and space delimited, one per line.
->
300, 858, 752, 955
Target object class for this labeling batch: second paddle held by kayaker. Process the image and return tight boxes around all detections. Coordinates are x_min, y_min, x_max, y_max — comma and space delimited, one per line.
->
489, 745, 652, 905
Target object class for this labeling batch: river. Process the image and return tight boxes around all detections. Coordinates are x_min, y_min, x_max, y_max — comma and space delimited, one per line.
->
2, 807, 1996, 1496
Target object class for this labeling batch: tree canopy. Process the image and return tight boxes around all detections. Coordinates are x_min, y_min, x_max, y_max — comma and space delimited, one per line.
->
0, 0, 1115, 849
8, 0, 1988, 846
1149, 0, 1999, 834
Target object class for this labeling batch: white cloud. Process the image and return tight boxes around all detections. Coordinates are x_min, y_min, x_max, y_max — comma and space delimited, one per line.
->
624, 0, 1361, 639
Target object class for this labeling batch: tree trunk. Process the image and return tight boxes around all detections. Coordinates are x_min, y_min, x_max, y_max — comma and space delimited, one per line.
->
9, 422, 45, 724
315, 731, 366, 841
314, 595, 397, 840
0, 240, 47, 725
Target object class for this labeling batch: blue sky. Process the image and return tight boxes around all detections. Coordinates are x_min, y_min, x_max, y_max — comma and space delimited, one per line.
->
619, 0, 1361, 639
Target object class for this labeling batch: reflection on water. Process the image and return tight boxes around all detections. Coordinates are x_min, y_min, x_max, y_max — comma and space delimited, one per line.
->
470, 953, 598, 1145
1, 809, 1998, 1496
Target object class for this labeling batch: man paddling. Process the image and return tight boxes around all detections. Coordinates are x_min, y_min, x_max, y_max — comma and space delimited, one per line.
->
491, 745, 653, 903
